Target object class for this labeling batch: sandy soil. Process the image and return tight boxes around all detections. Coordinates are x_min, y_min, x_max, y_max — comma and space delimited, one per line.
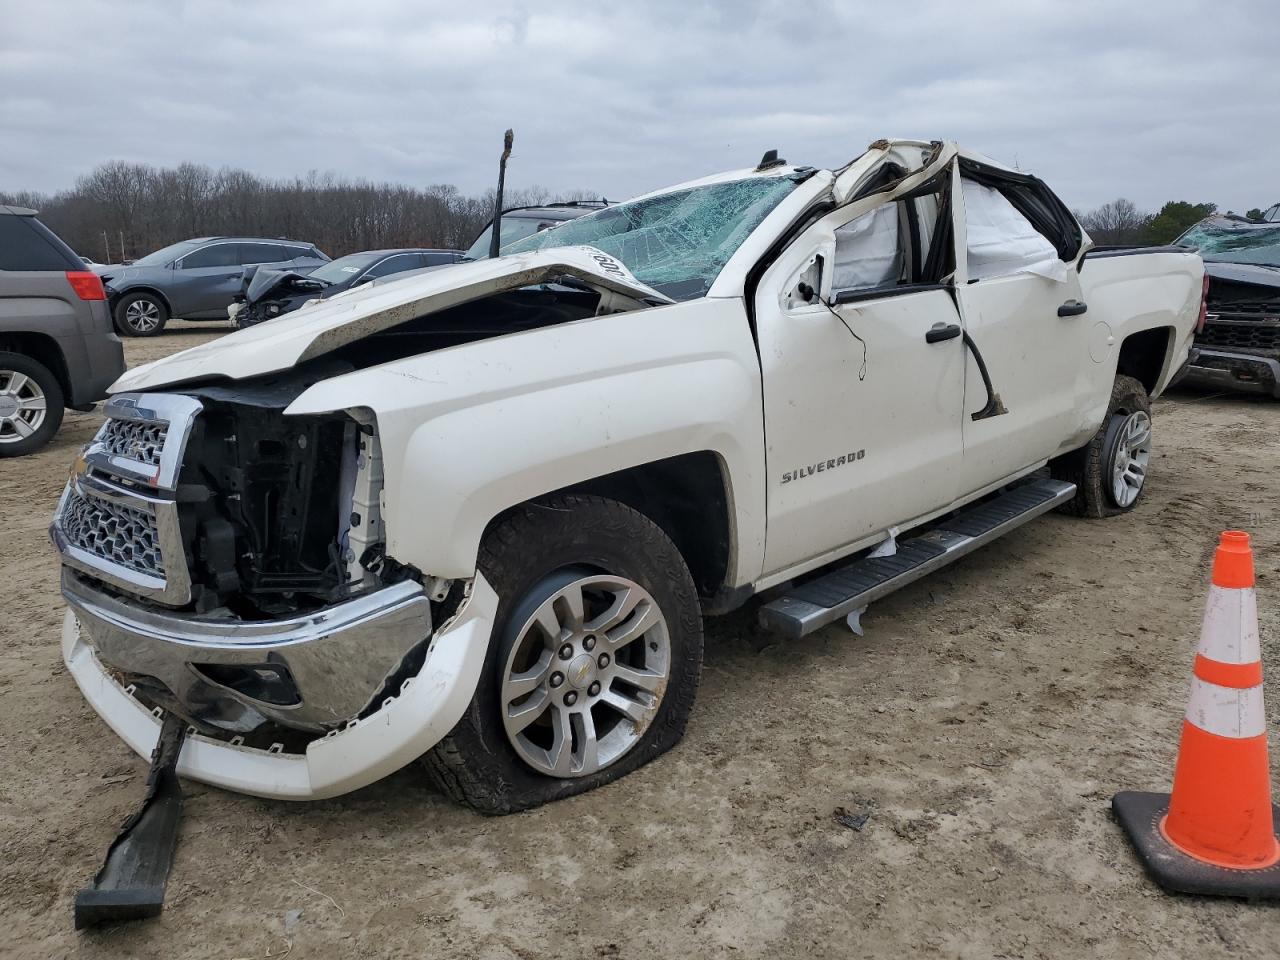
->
2, 321, 1278, 958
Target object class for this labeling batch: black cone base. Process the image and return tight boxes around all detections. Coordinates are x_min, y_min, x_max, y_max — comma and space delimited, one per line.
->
1112, 791, 1280, 900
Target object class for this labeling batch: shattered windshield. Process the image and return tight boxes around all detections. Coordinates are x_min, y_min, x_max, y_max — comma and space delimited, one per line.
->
1176, 219, 1280, 267
503, 175, 799, 300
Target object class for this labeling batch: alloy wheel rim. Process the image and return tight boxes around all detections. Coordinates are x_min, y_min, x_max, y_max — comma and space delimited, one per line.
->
125, 299, 160, 331
1109, 410, 1151, 508
500, 573, 670, 778
0, 369, 47, 444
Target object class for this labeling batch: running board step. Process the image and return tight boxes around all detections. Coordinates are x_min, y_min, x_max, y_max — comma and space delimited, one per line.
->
758, 478, 1076, 640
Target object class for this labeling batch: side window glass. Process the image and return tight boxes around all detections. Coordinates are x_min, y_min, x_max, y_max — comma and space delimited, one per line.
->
237, 243, 285, 265
365, 255, 414, 279
832, 204, 903, 293
181, 244, 237, 268
961, 178, 1062, 281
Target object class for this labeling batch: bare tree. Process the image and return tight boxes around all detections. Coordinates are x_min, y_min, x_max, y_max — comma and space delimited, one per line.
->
1076, 198, 1151, 246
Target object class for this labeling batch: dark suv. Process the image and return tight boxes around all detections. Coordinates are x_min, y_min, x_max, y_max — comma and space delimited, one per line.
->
98, 237, 329, 336
0, 205, 125, 457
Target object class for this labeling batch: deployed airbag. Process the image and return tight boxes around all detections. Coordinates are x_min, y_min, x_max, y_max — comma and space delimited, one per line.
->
833, 204, 902, 291
962, 180, 1066, 282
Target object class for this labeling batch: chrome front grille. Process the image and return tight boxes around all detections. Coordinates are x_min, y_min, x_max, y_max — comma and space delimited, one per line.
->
60, 487, 165, 578
51, 393, 203, 606
97, 418, 167, 469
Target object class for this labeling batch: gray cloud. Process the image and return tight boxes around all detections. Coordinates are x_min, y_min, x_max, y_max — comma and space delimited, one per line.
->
2, 0, 1277, 213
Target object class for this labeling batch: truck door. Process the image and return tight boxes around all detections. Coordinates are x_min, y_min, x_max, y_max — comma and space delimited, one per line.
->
754, 185, 966, 575
950, 161, 1093, 491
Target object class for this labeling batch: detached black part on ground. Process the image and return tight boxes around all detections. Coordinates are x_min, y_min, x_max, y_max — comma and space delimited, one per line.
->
73, 714, 187, 929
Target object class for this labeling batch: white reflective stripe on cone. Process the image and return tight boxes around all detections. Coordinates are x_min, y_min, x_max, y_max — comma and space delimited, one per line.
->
1185, 675, 1267, 739
1196, 586, 1261, 665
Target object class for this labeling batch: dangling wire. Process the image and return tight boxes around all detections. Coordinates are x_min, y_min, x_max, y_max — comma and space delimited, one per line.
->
818, 295, 867, 381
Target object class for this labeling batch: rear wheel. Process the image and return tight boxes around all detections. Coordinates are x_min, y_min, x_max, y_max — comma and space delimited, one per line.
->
1051, 374, 1152, 517
423, 495, 703, 814
114, 292, 169, 336
0, 352, 64, 457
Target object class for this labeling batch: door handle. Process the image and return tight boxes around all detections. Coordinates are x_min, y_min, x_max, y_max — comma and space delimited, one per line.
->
1057, 299, 1088, 317
925, 323, 962, 344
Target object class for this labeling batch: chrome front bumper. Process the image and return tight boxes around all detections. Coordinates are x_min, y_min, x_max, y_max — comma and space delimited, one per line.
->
61, 573, 500, 800
62, 571, 433, 732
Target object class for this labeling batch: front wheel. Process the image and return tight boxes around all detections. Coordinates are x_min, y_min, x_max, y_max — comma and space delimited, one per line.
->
113, 292, 169, 336
1051, 374, 1152, 517
423, 495, 703, 814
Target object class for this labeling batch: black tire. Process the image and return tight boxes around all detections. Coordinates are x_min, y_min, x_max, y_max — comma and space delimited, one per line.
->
422, 495, 703, 814
0, 352, 65, 458
113, 291, 169, 337
1050, 374, 1152, 517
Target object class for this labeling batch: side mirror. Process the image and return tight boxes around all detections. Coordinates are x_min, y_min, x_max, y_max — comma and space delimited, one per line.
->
352, 274, 375, 287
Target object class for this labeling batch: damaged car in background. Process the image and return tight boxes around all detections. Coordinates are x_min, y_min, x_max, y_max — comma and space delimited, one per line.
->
50, 137, 1204, 922
229, 247, 465, 328
1171, 214, 1280, 397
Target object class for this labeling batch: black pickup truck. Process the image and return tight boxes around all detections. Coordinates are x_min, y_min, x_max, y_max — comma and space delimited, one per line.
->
1170, 215, 1280, 398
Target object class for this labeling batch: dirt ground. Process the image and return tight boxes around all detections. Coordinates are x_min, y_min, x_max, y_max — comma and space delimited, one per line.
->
2, 321, 1278, 958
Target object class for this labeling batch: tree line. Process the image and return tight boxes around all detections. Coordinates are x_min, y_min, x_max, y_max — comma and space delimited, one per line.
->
1072, 198, 1277, 247
5, 158, 1274, 261
1, 161, 600, 263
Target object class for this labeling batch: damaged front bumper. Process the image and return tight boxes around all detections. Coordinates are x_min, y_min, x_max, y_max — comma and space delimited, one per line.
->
61, 573, 498, 800
63, 571, 435, 732
1172, 346, 1280, 398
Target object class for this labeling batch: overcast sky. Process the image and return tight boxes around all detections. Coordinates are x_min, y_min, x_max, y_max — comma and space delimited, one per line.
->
2, 0, 1277, 214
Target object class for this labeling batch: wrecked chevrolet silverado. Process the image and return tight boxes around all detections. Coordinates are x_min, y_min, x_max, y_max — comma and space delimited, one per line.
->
51, 140, 1204, 818
1170, 215, 1280, 397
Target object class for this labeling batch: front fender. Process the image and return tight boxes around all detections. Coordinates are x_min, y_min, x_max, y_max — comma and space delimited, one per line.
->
286, 297, 767, 583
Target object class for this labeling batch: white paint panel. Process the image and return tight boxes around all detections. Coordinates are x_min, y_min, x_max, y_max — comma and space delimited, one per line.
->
1196, 585, 1261, 665
288, 297, 767, 584
1185, 675, 1266, 739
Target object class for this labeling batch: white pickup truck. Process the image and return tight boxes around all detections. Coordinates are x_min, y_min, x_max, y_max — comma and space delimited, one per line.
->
52, 140, 1203, 813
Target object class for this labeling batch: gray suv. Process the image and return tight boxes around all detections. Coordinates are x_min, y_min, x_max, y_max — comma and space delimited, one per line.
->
0, 205, 125, 457
99, 237, 329, 336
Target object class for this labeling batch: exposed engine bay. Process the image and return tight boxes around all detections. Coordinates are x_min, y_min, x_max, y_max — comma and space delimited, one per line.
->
93, 284, 608, 621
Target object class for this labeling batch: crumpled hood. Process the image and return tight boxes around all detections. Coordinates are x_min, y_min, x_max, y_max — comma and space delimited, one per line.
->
244, 265, 325, 303
112, 246, 672, 392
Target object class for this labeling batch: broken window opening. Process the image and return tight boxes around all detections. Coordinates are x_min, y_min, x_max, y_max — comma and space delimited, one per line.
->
828, 181, 952, 299
956, 157, 1082, 263
832, 204, 903, 292
961, 178, 1066, 283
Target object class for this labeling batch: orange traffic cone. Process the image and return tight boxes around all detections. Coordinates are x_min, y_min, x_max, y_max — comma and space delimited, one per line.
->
1114, 531, 1280, 898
